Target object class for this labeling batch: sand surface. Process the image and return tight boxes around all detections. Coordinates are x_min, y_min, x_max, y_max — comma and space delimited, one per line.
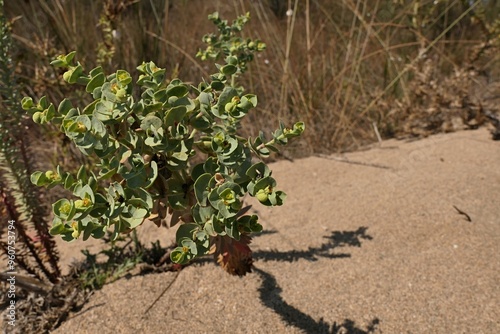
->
50, 128, 500, 333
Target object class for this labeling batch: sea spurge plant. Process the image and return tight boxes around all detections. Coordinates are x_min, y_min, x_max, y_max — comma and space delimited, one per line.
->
22, 12, 304, 275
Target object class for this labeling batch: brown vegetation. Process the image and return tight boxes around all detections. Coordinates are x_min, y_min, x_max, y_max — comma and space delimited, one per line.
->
4, 0, 500, 155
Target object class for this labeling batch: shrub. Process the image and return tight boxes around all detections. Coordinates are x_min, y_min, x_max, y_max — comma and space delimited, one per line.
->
22, 12, 304, 276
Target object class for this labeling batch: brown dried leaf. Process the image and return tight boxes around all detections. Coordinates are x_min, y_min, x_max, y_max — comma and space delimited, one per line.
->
211, 234, 253, 276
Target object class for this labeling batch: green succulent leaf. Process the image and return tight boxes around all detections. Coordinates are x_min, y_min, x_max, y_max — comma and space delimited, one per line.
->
21, 97, 34, 110
170, 247, 189, 264
164, 105, 187, 127
166, 84, 189, 98
53, 199, 76, 221
120, 205, 148, 229
192, 204, 215, 225
176, 223, 199, 241
237, 215, 262, 233
63, 63, 84, 84
116, 70, 132, 85
166, 178, 189, 210
49, 219, 72, 236
246, 162, 271, 180
194, 173, 212, 206
86, 72, 105, 93
221, 64, 237, 76
30, 171, 50, 186
82, 218, 104, 241
141, 115, 163, 131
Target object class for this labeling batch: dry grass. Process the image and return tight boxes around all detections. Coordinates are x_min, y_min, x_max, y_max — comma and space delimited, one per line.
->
4, 0, 500, 158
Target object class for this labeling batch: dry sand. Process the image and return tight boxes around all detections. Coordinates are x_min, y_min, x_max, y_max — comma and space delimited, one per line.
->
47, 128, 499, 333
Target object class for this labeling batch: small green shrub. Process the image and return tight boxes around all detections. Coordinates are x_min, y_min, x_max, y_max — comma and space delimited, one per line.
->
22, 12, 304, 275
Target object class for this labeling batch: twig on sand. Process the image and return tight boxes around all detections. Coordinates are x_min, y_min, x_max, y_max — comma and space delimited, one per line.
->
315, 154, 392, 170
143, 270, 181, 316
0, 272, 52, 295
453, 205, 472, 222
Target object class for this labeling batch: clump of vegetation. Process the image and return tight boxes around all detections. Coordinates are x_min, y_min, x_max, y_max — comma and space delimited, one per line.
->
74, 230, 176, 290
0, 0, 60, 284
22, 12, 304, 276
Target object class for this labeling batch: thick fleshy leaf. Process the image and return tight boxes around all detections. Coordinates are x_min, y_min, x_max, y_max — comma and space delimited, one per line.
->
86, 72, 105, 93
164, 105, 187, 127
194, 173, 211, 206
141, 115, 162, 131
166, 178, 189, 210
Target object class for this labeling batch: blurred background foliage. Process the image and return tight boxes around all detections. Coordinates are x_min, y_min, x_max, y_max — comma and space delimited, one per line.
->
4, 0, 500, 156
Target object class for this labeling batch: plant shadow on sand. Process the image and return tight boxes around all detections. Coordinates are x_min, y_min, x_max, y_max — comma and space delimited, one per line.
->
253, 226, 373, 262
253, 227, 380, 334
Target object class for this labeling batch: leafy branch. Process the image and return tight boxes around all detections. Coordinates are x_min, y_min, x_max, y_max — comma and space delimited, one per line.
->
23, 12, 304, 275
